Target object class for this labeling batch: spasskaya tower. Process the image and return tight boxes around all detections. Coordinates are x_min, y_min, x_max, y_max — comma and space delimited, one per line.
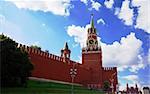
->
86, 14, 99, 51
82, 14, 102, 85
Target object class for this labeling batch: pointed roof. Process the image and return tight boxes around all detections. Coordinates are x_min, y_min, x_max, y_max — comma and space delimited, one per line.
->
135, 84, 138, 88
64, 42, 69, 50
127, 83, 129, 88
90, 14, 94, 28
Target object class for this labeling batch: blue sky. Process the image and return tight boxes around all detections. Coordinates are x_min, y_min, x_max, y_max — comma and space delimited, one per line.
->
0, 0, 150, 90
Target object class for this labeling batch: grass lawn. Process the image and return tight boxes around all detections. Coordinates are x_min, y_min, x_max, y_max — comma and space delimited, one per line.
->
1, 80, 104, 94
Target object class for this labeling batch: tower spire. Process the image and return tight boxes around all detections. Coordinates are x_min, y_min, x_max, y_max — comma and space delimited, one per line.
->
90, 14, 94, 28
61, 42, 71, 62
64, 42, 69, 50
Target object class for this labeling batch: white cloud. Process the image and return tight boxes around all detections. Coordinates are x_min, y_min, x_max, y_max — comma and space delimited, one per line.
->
129, 55, 145, 73
122, 75, 141, 86
122, 75, 138, 81
122, 75, 138, 82
101, 33, 142, 67
132, 0, 150, 34
7, 0, 73, 16
66, 23, 143, 71
117, 0, 134, 25
114, 0, 150, 33
122, 74, 141, 89
118, 65, 128, 72
97, 18, 105, 25
129, 63, 144, 73
104, 0, 114, 9
118, 55, 145, 73
80, 0, 101, 11
80, 0, 88, 5
91, 0, 101, 11
119, 74, 142, 90
114, 7, 120, 15
66, 24, 90, 48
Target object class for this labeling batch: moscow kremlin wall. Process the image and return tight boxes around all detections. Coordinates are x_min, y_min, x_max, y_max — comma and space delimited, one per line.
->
17, 15, 118, 91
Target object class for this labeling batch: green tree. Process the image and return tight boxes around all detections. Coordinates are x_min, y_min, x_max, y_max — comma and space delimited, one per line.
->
103, 81, 110, 92
0, 34, 33, 87
30, 45, 41, 50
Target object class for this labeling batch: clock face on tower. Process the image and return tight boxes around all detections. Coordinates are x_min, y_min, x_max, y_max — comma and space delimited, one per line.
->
89, 39, 94, 45
88, 38, 98, 49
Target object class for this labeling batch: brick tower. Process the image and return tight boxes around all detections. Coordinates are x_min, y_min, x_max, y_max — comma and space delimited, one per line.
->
82, 14, 102, 86
61, 42, 71, 63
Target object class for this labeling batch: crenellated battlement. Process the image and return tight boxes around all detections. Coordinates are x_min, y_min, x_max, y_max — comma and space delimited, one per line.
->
17, 43, 78, 64
103, 67, 117, 71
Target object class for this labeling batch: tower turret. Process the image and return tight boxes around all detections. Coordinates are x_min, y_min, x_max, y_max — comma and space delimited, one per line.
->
81, 14, 103, 86
135, 84, 138, 92
127, 83, 129, 91
86, 14, 99, 51
61, 42, 71, 63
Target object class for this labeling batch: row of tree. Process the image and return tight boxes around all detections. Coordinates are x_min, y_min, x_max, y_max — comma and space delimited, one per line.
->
0, 34, 33, 87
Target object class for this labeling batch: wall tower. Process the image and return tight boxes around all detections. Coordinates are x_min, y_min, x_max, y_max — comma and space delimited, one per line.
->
61, 42, 71, 63
82, 14, 102, 85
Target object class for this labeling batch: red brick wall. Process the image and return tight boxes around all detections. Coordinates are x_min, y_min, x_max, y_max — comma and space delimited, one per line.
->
30, 53, 71, 82
28, 51, 92, 85
17, 44, 118, 91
